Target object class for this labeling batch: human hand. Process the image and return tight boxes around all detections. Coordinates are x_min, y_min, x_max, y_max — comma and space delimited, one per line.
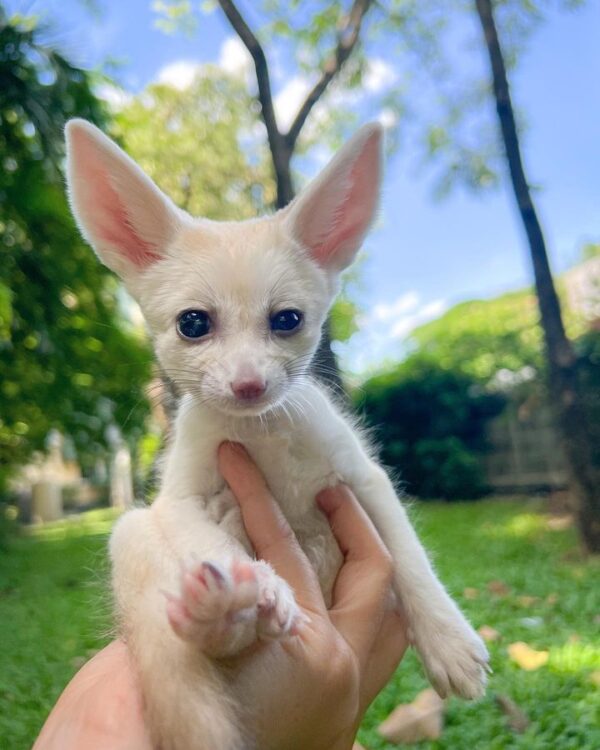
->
34, 444, 407, 750
218, 441, 408, 750
33, 640, 151, 750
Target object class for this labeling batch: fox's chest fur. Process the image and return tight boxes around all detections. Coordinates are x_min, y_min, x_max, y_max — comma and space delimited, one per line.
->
158, 388, 348, 600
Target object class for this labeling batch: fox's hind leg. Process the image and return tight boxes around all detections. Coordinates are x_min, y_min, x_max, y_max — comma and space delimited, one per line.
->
109, 504, 250, 750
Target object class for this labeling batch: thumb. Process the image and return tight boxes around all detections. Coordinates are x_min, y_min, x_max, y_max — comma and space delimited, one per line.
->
317, 485, 395, 663
218, 442, 325, 613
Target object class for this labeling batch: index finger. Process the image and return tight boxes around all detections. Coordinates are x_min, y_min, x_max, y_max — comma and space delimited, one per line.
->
218, 442, 325, 613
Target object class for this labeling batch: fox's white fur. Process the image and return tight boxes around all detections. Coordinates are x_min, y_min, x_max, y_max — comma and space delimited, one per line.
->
65, 119, 489, 750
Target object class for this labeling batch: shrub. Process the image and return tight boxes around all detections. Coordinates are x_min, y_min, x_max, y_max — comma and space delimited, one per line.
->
356, 355, 505, 500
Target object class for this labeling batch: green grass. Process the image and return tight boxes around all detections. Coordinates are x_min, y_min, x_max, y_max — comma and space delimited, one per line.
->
0, 509, 116, 748
0, 501, 598, 749
359, 500, 600, 750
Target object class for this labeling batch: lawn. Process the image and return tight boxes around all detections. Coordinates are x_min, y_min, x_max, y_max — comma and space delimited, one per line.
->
0, 500, 598, 749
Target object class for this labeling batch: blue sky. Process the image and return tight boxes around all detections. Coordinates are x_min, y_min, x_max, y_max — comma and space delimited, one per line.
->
17, 0, 600, 372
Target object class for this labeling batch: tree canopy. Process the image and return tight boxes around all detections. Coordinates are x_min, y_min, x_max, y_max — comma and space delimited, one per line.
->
0, 10, 151, 492
409, 290, 543, 383
111, 68, 275, 219
407, 261, 593, 387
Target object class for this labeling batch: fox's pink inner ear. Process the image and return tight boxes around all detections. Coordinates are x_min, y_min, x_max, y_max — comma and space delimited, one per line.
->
77, 150, 162, 268
66, 120, 178, 276
285, 124, 382, 272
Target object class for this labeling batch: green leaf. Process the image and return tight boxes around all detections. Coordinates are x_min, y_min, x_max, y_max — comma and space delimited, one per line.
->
0, 281, 13, 341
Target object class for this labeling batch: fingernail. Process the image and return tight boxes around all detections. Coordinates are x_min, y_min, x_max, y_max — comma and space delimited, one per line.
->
316, 486, 340, 515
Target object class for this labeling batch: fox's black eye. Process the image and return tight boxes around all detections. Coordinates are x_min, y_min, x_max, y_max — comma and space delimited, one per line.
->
270, 309, 304, 335
177, 310, 211, 340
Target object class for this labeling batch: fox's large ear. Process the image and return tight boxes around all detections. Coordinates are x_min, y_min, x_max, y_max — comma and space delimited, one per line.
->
283, 123, 382, 273
65, 119, 180, 279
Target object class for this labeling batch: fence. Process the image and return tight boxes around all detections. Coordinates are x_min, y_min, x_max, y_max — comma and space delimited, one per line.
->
483, 403, 568, 491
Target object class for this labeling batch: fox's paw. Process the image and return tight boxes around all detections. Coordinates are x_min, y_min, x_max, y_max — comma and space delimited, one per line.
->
166, 559, 302, 656
412, 615, 490, 700
254, 561, 305, 640
166, 559, 259, 655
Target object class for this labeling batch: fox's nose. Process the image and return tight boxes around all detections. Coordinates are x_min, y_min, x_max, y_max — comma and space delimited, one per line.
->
230, 379, 267, 401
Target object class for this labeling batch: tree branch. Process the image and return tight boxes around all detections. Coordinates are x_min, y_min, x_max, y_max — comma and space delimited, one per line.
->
216, 0, 294, 206
285, 0, 374, 151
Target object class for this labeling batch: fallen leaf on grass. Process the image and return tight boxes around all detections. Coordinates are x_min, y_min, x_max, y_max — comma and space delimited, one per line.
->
520, 616, 544, 629
545, 593, 559, 605
508, 641, 549, 671
517, 595, 539, 607
463, 587, 479, 599
495, 694, 530, 733
378, 688, 444, 743
546, 515, 573, 531
488, 580, 510, 597
479, 625, 501, 642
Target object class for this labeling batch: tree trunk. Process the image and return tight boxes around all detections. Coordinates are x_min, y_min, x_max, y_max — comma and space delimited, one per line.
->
474, 0, 600, 552
273, 141, 294, 210
217, 1, 376, 395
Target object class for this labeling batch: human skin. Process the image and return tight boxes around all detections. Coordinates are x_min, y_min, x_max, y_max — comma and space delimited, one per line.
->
34, 443, 408, 750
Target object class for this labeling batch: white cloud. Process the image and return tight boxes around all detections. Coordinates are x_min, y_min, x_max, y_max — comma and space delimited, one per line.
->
218, 36, 252, 77
95, 82, 132, 110
274, 76, 312, 131
308, 143, 334, 167
132, 42, 399, 134
368, 294, 446, 341
156, 60, 201, 90
363, 58, 397, 93
390, 299, 447, 338
271, 58, 398, 137
153, 38, 252, 93
378, 107, 398, 130
337, 294, 448, 374
370, 292, 420, 323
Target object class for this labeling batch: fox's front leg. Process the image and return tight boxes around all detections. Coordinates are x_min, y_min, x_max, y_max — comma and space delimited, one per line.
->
110, 497, 302, 658
166, 556, 301, 651
301, 383, 489, 698
351, 464, 489, 699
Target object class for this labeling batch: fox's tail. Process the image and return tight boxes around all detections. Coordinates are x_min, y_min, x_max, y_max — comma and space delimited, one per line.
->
129, 617, 247, 750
